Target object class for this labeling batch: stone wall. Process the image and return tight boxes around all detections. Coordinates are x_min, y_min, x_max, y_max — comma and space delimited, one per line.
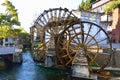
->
90, 50, 120, 68
13, 52, 23, 63
113, 50, 120, 67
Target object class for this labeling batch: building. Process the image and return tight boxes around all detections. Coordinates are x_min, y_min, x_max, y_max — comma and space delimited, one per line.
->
73, 10, 107, 30
0, 36, 20, 47
91, 0, 120, 42
91, 0, 111, 12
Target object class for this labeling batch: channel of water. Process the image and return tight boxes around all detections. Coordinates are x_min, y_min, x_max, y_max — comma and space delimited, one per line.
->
0, 51, 71, 80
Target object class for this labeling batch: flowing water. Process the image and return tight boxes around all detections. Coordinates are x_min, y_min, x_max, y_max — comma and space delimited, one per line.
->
0, 51, 71, 80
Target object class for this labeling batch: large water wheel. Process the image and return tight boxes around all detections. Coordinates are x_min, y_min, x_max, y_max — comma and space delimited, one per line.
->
33, 7, 77, 62
32, 8, 112, 72
57, 20, 112, 70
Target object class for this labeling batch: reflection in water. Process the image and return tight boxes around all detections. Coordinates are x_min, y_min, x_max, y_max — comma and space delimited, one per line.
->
0, 51, 70, 80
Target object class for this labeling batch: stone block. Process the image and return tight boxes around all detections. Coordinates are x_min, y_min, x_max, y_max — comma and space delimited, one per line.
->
72, 64, 90, 78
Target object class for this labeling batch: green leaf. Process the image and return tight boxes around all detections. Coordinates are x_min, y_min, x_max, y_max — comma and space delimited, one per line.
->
103, 0, 120, 12
0, 0, 21, 38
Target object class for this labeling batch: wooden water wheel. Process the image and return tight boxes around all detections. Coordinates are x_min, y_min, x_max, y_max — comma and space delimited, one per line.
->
33, 7, 77, 62
57, 20, 112, 70
32, 8, 113, 72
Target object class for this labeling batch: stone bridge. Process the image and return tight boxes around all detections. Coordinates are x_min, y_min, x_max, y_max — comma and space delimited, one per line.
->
0, 46, 22, 63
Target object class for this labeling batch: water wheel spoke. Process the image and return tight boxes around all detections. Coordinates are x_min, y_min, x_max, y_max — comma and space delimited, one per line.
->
84, 23, 92, 43
65, 11, 72, 20
92, 61, 101, 67
58, 25, 65, 33
54, 10, 57, 18
87, 43, 98, 48
62, 54, 69, 58
39, 19, 46, 26
66, 58, 73, 66
86, 29, 101, 45
49, 9, 53, 20
93, 29, 101, 38
65, 30, 71, 37
61, 9, 68, 19
72, 39, 80, 45
59, 47, 67, 53
45, 11, 50, 21
87, 37, 107, 47
86, 37, 94, 46
73, 36, 81, 45
68, 45, 79, 51
41, 14, 47, 24
35, 22, 44, 28
86, 53, 95, 62
42, 41, 49, 45
45, 34, 50, 37
46, 28, 52, 34
97, 38, 107, 44
58, 8, 62, 21
87, 54, 100, 67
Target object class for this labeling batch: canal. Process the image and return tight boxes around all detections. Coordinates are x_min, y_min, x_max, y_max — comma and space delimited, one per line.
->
0, 51, 71, 80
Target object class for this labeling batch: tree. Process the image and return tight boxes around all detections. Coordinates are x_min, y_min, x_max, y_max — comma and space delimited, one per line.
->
85, 0, 92, 10
10, 27, 30, 43
103, 0, 120, 12
2, 0, 20, 26
79, 0, 85, 10
0, 0, 20, 39
18, 30, 31, 49
78, 0, 92, 11
11, 27, 31, 49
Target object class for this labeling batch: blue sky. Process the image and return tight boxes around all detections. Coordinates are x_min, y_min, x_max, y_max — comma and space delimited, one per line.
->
0, 0, 82, 32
